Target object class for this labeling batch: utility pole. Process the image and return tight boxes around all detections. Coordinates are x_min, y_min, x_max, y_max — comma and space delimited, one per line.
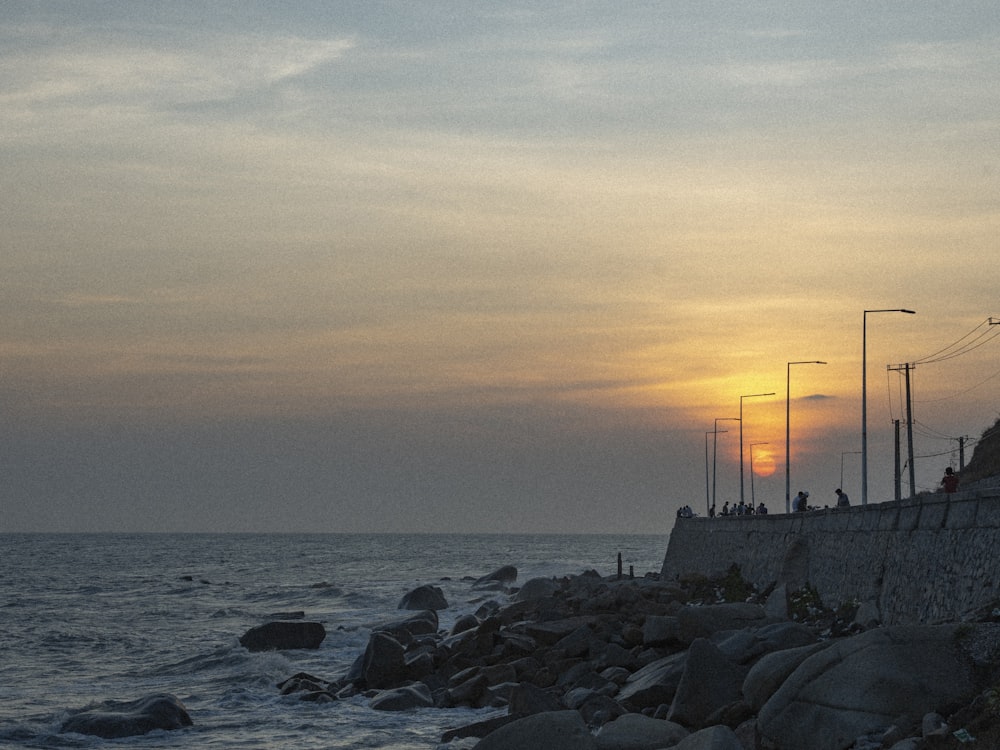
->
893, 419, 902, 502
959, 436, 966, 471
888, 363, 916, 498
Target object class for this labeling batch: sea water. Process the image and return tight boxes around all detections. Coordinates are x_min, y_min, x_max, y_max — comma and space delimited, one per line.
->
0, 533, 666, 748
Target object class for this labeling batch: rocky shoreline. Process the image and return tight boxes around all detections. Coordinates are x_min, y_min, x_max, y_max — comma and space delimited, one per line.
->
271, 565, 1000, 750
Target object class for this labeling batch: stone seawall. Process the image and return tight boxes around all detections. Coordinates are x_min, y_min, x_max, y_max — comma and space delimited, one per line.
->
660, 488, 1000, 626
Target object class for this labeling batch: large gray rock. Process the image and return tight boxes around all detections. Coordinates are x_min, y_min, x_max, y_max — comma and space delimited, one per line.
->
676, 603, 769, 644
713, 621, 818, 665
239, 621, 326, 651
616, 650, 687, 710
513, 577, 560, 601
474, 565, 518, 590
667, 638, 747, 729
758, 625, 980, 750
61, 693, 192, 738
594, 712, 688, 750
642, 615, 679, 646
371, 609, 439, 640
474, 710, 598, 750
742, 641, 832, 712
359, 632, 407, 689
369, 682, 434, 711
672, 725, 744, 750
398, 584, 448, 611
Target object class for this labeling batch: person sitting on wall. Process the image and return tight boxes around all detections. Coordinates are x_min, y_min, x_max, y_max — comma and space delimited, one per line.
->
835, 488, 850, 508
792, 491, 809, 512
940, 467, 959, 494
757, 502, 767, 515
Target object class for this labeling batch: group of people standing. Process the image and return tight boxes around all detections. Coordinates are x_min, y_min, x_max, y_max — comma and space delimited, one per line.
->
710, 500, 767, 517
689, 467, 960, 521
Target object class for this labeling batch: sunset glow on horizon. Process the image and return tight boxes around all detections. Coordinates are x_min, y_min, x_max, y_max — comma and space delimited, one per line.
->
2, 3, 998, 533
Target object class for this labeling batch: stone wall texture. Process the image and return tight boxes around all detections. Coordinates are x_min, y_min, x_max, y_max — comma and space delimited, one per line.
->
660, 487, 1000, 626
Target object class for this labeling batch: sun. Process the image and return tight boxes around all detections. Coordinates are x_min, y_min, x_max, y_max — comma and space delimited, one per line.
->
750, 448, 777, 477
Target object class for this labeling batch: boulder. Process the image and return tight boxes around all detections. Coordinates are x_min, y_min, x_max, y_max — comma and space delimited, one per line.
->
764, 583, 788, 619
474, 565, 518, 590
777, 536, 809, 589
239, 621, 326, 652
451, 613, 480, 634
616, 650, 687, 710
713, 621, 818, 665
742, 641, 832, 712
642, 615, 679, 646
371, 609, 439, 640
671, 725, 744, 750
757, 625, 980, 750
359, 632, 407, 689
667, 638, 747, 729
474, 709, 598, 750
513, 577, 560, 601
61, 693, 192, 739
398, 584, 448, 611
507, 682, 565, 716
594, 712, 688, 750
676, 603, 769, 644
369, 682, 434, 711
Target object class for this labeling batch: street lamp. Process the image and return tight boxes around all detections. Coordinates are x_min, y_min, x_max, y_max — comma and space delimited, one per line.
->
749, 442, 769, 506
862, 309, 916, 505
705, 429, 728, 515
713, 417, 740, 511
740, 392, 775, 505
786, 360, 826, 514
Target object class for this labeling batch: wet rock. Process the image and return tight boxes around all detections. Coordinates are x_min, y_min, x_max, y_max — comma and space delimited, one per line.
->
398, 584, 448, 611
369, 682, 434, 710
239, 621, 326, 652
513, 577, 560, 601
359, 632, 407, 689
474, 565, 518, 590
61, 693, 192, 739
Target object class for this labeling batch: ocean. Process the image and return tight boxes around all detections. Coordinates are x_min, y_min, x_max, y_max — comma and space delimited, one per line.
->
0, 533, 666, 748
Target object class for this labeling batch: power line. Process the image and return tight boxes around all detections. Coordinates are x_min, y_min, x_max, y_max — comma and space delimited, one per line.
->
912, 317, 1000, 365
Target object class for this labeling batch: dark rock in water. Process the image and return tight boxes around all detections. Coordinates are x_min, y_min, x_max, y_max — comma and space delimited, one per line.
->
372, 609, 439, 640
398, 584, 448, 611
360, 631, 407, 689
369, 682, 434, 711
61, 693, 192, 738
450, 613, 480, 635
239, 621, 325, 652
474, 565, 518, 589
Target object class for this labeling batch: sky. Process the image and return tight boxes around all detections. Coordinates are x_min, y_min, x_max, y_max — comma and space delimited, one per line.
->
2, 2, 998, 534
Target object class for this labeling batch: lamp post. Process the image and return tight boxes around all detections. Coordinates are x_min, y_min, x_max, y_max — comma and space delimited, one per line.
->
713, 417, 740, 511
862, 309, 916, 505
785, 361, 826, 513
740, 392, 775, 505
705, 429, 728, 516
749, 442, 769, 506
